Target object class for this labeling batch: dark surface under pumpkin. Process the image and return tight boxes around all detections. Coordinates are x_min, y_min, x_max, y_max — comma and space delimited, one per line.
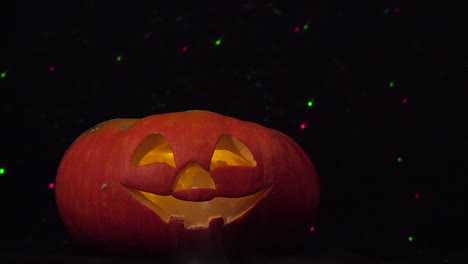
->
55, 110, 320, 257
6, 250, 413, 264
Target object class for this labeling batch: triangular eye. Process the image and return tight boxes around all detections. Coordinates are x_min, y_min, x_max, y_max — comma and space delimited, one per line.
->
131, 133, 176, 167
210, 134, 257, 170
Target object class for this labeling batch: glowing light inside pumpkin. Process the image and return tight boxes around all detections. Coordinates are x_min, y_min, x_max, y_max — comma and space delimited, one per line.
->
131, 133, 257, 170
125, 132, 266, 228
122, 184, 272, 229
131, 133, 176, 167
210, 134, 257, 170
174, 163, 216, 190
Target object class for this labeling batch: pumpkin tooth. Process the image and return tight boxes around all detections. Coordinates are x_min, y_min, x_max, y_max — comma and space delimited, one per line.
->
169, 215, 185, 225
208, 216, 225, 228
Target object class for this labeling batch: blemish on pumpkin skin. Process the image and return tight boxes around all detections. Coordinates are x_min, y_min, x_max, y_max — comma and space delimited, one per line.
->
88, 126, 100, 133
119, 120, 137, 130
101, 183, 115, 208
85, 119, 120, 134
120, 124, 132, 130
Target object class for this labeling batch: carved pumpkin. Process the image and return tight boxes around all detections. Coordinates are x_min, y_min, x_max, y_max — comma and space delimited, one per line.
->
55, 110, 319, 256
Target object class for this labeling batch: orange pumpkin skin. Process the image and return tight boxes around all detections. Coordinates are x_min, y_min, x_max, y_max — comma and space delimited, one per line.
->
55, 110, 319, 255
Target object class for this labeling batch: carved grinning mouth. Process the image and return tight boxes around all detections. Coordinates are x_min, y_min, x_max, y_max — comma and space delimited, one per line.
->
121, 184, 272, 229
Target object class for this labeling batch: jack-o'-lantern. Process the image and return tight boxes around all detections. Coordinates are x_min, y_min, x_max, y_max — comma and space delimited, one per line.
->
55, 110, 319, 257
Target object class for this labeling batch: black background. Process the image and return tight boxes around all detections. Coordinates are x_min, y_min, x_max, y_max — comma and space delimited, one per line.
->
1, 0, 467, 263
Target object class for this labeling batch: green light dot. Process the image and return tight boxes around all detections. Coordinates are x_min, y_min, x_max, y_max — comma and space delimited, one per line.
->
0, 71, 7, 78
397, 157, 403, 162
215, 38, 222, 46
116, 55, 123, 62
307, 99, 315, 107
389, 81, 396, 87
408, 236, 413, 242
0, 168, 5, 174
303, 23, 310, 30
384, 8, 390, 15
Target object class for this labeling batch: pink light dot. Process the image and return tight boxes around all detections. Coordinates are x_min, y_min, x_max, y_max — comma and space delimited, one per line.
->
414, 193, 419, 199
394, 7, 400, 13
310, 226, 315, 232
294, 26, 300, 32
402, 98, 408, 104
49, 182, 55, 189
49, 65, 55, 72
300, 122, 306, 130
182, 45, 188, 52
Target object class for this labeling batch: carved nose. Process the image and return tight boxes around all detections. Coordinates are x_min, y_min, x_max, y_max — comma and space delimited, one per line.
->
173, 163, 216, 191
173, 163, 217, 201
